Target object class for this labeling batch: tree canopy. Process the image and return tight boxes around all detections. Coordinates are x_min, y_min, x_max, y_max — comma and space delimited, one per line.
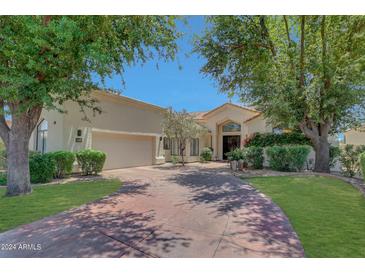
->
0, 16, 179, 121
195, 15, 365, 172
0, 15, 180, 196
162, 107, 207, 165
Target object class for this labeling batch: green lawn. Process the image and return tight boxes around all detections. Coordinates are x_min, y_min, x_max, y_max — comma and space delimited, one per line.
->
249, 176, 365, 258
0, 179, 121, 233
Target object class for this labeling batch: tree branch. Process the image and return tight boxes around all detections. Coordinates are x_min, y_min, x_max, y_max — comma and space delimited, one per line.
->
26, 105, 43, 137
283, 16, 295, 73
321, 15, 330, 91
283, 16, 291, 47
299, 16, 306, 88
259, 16, 276, 57
37, 16, 53, 82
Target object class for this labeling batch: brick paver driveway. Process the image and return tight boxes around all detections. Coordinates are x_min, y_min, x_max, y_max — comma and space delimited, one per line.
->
0, 162, 304, 258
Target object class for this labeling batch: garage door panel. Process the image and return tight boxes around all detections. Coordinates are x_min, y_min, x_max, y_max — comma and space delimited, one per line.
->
92, 132, 153, 170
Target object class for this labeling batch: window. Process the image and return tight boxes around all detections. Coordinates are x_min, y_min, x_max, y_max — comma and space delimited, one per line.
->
171, 138, 179, 155
272, 127, 283, 134
222, 122, 241, 132
171, 138, 185, 156
190, 138, 199, 156
36, 119, 48, 153
163, 137, 170, 150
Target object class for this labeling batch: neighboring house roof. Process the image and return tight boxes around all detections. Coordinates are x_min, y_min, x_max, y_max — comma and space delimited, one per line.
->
93, 89, 165, 112
344, 123, 365, 132
190, 111, 208, 120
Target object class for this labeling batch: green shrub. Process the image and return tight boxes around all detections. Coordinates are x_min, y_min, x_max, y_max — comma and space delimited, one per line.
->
29, 152, 56, 184
200, 147, 212, 162
340, 145, 365, 177
244, 132, 311, 147
49, 151, 75, 178
245, 146, 264, 169
0, 172, 6, 186
360, 152, 365, 182
329, 146, 341, 168
287, 145, 311, 171
266, 146, 289, 171
76, 149, 106, 175
0, 148, 6, 170
266, 145, 311, 172
171, 155, 179, 165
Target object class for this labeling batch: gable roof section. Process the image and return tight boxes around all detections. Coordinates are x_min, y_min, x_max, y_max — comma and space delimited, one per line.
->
201, 103, 260, 119
93, 89, 165, 112
344, 123, 365, 132
243, 113, 262, 123
190, 111, 208, 120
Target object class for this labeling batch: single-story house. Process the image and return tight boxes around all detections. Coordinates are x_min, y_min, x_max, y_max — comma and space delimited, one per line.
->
341, 124, 365, 146
29, 90, 272, 170
164, 103, 272, 163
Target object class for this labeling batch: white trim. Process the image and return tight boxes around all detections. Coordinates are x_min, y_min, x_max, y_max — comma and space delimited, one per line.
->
92, 128, 161, 137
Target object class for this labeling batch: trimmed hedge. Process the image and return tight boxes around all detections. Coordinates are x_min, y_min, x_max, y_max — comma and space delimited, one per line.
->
0, 172, 6, 186
49, 151, 75, 178
245, 146, 264, 169
329, 145, 341, 168
0, 148, 6, 170
266, 145, 311, 172
360, 152, 365, 182
29, 151, 56, 184
76, 149, 106, 175
244, 132, 311, 147
200, 147, 212, 162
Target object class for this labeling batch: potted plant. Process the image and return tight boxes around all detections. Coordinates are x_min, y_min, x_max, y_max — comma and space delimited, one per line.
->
226, 148, 242, 171
238, 149, 248, 170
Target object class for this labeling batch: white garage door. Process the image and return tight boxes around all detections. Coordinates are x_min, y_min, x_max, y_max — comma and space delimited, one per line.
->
92, 132, 154, 170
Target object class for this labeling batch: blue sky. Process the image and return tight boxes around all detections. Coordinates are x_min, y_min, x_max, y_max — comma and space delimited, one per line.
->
94, 16, 238, 112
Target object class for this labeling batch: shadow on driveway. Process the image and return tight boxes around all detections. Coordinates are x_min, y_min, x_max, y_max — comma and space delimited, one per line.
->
0, 163, 304, 258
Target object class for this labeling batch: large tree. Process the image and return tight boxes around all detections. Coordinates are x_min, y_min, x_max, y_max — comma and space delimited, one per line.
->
162, 108, 207, 166
0, 16, 179, 196
195, 15, 365, 172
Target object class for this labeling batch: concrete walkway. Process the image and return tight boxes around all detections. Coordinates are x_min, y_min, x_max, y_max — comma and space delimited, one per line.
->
0, 162, 304, 258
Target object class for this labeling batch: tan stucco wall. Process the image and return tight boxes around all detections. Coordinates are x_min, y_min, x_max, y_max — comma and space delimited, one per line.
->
344, 127, 365, 146
197, 105, 271, 160
29, 94, 274, 166
245, 115, 272, 136
30, 91, 166, 166
164, 105, 272, 163
164, 135, 210, 163
29, 108, 65, 152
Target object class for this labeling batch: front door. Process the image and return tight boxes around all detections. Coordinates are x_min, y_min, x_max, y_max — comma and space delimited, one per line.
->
223, 135, 241, 160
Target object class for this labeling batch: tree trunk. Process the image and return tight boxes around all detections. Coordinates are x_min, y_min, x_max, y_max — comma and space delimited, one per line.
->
300, 118, 332, 173
180, 148, 185, 166
313, 137, 330, 173
3, 105, 42, 196
6, 127, 32, 196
